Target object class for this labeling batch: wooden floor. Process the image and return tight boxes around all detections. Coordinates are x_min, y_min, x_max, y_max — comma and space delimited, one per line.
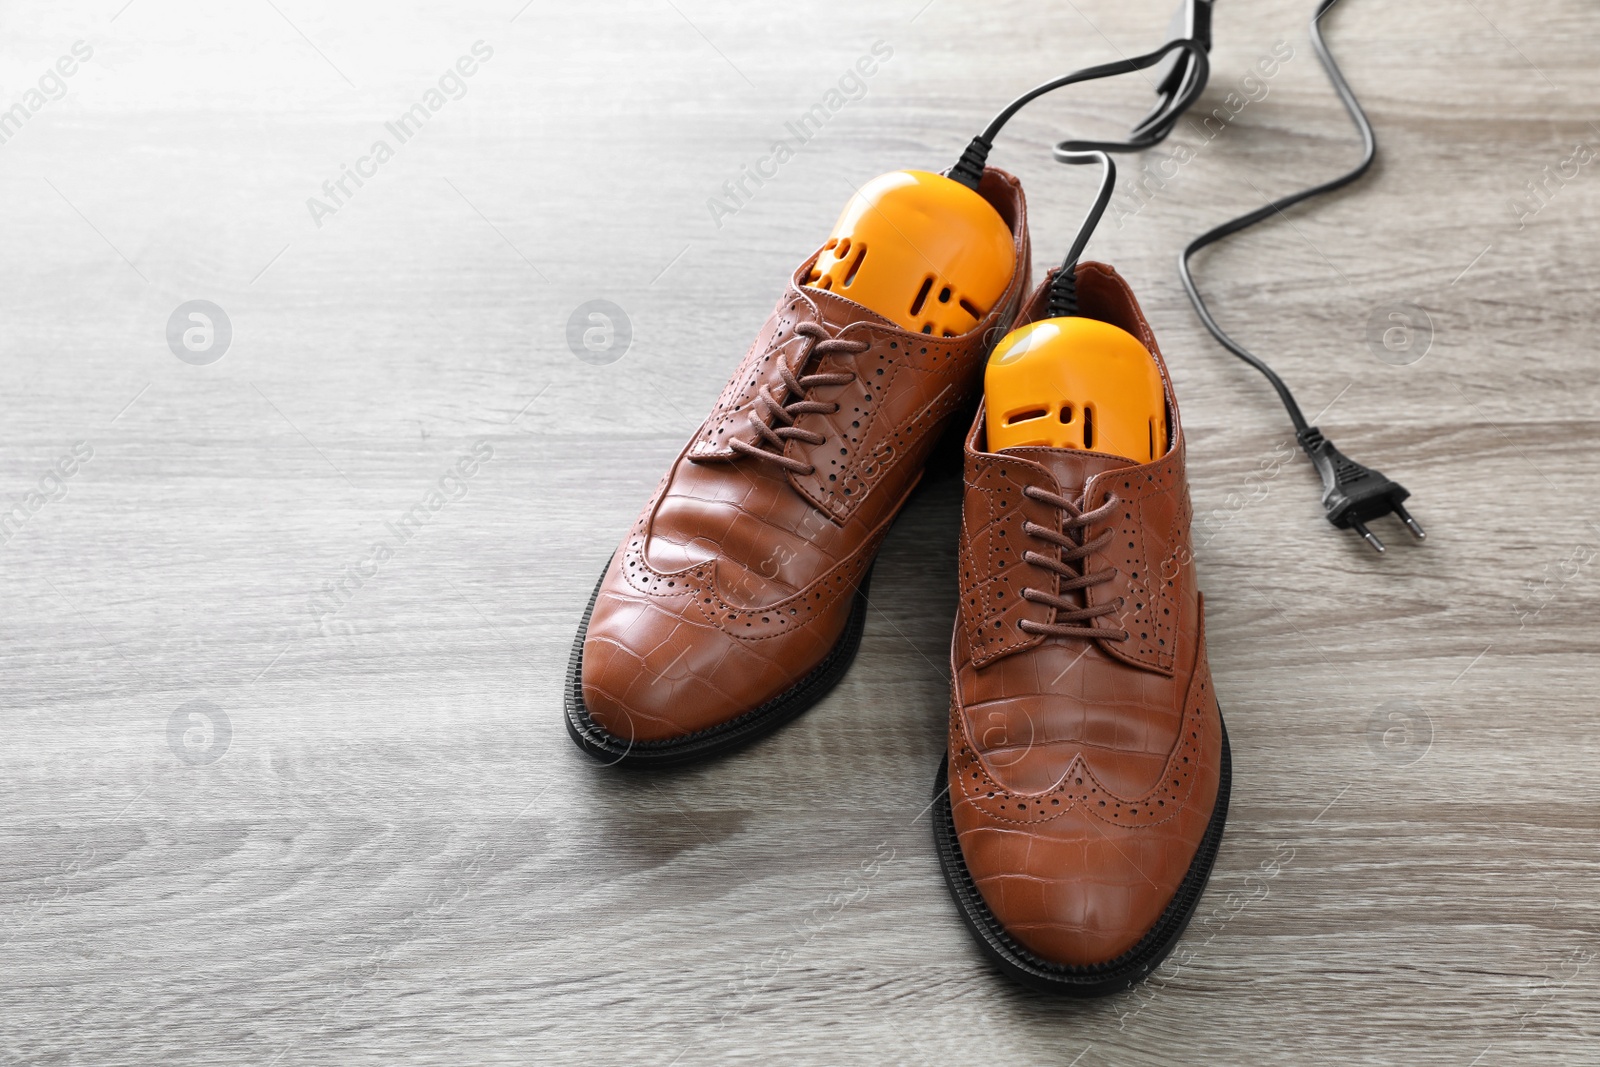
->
2, 0, 1597, 1063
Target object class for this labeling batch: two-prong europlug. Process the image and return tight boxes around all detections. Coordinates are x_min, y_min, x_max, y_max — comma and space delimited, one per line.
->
1296, 426, 1425, 553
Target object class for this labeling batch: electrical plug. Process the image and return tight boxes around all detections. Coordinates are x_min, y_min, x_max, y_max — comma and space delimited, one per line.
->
1296, 426, 1425, 553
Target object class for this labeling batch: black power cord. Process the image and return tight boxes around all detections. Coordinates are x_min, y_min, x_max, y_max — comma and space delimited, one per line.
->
946, 1, 1213, 309
1045, 150, 1117, 318
1178, 0, 1422, 552
948, 0, 1422, 554
948, 37, 1211, 189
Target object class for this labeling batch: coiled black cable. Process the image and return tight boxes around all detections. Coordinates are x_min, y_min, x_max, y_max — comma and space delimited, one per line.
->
947, 31, 1211, 316
949, 36, 1211, 189
1177, 0, 1374, 432
947, 0, 1419, 549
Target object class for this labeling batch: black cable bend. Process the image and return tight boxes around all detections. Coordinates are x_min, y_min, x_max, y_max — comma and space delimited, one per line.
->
1177, 0, 1375, 432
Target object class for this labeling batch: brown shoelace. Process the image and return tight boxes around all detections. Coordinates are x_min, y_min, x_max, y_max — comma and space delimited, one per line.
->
729, 321, 866, 475
1018, 485, 1129, 640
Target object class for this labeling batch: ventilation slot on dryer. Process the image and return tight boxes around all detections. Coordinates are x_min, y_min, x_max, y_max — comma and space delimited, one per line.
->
843, 244, 869, 287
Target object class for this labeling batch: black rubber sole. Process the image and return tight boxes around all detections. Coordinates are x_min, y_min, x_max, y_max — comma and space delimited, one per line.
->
933, 716, 1232, 996
564, 563, 874, 769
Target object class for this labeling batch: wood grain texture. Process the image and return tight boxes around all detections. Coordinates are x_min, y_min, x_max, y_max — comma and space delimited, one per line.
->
2, 0, 1598, 1063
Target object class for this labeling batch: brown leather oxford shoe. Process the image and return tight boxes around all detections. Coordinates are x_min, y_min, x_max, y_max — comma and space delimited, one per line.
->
934, 263, 1229, 994
566, 168, 1031, 766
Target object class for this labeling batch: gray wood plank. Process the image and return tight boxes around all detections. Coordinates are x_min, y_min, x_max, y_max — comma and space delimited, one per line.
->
2, 0, 1598, 1063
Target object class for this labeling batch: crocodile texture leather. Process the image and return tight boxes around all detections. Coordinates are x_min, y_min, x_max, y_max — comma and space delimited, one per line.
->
947, 262, 1224, 967
581, 169, 1031, 743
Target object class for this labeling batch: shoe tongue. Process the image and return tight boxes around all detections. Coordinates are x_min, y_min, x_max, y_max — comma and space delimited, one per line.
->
997, 446, 1135, 498
803, 285, 895, 332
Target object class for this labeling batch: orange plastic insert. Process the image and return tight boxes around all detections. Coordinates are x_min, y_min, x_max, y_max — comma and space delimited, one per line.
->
984, 316, 1168, 462
804, 170, 1015, 336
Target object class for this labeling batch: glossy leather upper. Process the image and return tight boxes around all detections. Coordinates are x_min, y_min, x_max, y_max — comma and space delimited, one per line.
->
947, 263, 1223, 967
582, 169, 1032, 743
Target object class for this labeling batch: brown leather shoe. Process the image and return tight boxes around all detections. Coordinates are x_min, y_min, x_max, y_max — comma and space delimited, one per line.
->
566, 168, 1031, 767
934, 263, 1229, 994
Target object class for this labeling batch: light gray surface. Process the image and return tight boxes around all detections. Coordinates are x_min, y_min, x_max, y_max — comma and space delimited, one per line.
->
2, 0, 1598, 1064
